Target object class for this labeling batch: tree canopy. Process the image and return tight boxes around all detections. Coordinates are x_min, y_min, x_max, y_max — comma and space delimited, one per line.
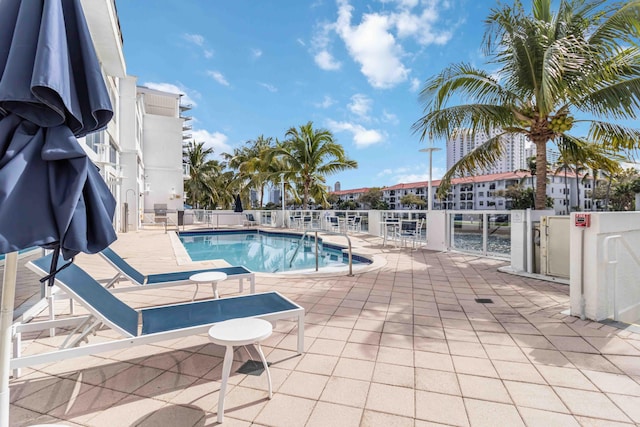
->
413, 0, 640, 209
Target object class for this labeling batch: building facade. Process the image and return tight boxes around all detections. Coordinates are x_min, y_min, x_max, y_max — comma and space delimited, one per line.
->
446, 129, 532, 176
78, 1, 186, 232
332, 171, 594, 215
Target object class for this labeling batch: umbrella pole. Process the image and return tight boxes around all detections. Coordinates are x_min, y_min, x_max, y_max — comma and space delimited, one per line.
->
0, 251, 18, 425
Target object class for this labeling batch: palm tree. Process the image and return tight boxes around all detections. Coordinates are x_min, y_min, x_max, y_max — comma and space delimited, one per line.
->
269, 122, 357, 208
225, 135, 277, 208
413, 0, 640, 210
183, 141, 220, 208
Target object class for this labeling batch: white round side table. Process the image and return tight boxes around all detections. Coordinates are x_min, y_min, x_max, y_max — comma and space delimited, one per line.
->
209, 317, 273, 423
190, 271, 227, 299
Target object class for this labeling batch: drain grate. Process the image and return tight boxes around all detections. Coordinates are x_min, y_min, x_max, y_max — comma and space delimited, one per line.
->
475, 298, 494, 304
237, 360, 271, 376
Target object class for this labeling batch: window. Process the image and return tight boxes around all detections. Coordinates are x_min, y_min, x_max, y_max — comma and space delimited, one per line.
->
479, 201, 484, 206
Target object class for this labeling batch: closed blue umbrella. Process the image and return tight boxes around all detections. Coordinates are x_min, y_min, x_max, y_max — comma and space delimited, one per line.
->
234, 194, 244, 213
0, 0, 116, 423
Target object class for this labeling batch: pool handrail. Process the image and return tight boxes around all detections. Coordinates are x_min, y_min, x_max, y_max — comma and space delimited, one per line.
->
289, 229, 354, 276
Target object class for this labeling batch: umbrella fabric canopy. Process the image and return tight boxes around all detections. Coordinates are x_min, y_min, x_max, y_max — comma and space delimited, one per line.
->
234, 194, 244, 213
0, 0, 116, 259
0, 0, 116, 423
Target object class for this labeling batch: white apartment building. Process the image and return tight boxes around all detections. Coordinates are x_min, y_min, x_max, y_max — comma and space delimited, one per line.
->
79, 0, 185, 232
446, 129, 532, 175
332, 171, 594, 215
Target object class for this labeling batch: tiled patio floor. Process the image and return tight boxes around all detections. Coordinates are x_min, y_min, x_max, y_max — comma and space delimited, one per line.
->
4, 228, 640, 426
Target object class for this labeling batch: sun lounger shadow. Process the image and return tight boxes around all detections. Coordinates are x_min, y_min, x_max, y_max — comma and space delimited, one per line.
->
11, 255, 304, 377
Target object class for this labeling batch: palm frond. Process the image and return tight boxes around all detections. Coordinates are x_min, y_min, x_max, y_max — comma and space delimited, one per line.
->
435, 135, 506, 197
587, 121, 640, 151
589, 0, 640, 49
412, 104, 514, 141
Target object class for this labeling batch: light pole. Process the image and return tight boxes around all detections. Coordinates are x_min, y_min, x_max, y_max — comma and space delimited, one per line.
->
420, 145, 442, 211
280, 174, 286, 228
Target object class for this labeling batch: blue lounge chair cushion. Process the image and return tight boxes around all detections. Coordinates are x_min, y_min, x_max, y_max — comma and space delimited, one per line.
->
145, 266, 252, 285
141, 293, 298, 334
101, 248, 146, 284
101, 247, 252, 286
31, 255, 139, 337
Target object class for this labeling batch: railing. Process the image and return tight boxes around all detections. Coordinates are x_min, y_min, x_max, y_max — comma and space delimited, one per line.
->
447, 210, 511, 259
288, 229, 354, 276
603, 234, 640, 323
183, 208, 512, 259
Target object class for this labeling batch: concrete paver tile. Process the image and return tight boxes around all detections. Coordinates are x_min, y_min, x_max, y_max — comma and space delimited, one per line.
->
415, 390, 469, 426
306, 401, 363, 427
518, 407, 580, 427
503, 380, 568, 413
333, 357, 375, 381
253, 393, 316, 427
457, 374, 511, 403
365, 382, 414, 418
463, 398, 525, 427
554, 387, 632, 422
361, 410, 414, 427
320, 376, 370, 408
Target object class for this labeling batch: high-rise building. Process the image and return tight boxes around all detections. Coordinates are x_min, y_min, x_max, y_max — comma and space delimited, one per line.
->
446, 129, 532, 175
334, 181, 341, 192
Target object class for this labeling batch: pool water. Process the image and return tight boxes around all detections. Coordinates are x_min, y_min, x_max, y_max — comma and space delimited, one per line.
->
179, 230, 370, 273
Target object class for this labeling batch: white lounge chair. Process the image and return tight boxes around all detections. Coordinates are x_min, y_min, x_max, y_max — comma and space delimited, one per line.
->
11, 255, 304, 377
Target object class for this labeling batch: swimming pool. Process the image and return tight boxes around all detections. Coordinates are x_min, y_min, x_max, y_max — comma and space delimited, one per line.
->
179, 230, 371, 273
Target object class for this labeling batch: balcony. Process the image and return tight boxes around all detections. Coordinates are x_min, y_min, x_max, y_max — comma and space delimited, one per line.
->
182, 163, 191, 179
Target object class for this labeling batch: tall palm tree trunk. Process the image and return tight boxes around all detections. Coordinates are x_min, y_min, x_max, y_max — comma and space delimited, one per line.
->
534, 139, 548, 210
564, 168, 569, 213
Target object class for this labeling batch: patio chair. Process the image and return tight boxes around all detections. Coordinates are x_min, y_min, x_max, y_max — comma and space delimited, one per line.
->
397, 220, 419, 248
100, 247, 255, 296
348, 216, 362, 233
244, 213, 259, 226
327, 216, 340, 232
13, 255, 304, 376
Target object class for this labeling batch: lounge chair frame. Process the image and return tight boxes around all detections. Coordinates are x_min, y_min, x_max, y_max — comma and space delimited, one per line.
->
11, 256, 304, 376
99, 247, 255, 296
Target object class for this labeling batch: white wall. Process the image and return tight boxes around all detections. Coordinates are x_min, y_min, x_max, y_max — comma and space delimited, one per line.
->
569, 212, 640, 323
142, 114, 184, 211
119, 76, 141, 231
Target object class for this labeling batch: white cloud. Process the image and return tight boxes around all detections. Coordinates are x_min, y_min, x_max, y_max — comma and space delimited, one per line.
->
310, 0, 454, 89
410, 77, 421, 92
315, 95, 336, 108
183, 33, 214, 59
142, 82, 198, 107
314, 50, 342, 70
394, 166, 445, 183
259, 82, 278, 92
183, 33, 204, 46
191, 129, 231, 158
335, 2, 409, 89
382, 109, 399, 125
207, 71, 230, 86
251, 48, 263, 59
327, 119, 386, 147
377, 168, 393, 176
348, 94, 372, 120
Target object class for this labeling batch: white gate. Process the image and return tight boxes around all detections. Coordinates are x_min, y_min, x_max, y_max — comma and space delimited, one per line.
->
540, 216, 570, 279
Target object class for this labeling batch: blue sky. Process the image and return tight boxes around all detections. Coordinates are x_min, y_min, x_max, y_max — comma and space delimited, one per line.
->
117, 0, 492, 191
